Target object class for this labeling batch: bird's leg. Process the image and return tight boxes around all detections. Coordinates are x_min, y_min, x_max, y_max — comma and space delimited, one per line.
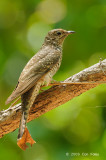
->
51, 79, 59, 83
40, 88, 45, 92
49, 79, 61, 85
17, 81, 42, 150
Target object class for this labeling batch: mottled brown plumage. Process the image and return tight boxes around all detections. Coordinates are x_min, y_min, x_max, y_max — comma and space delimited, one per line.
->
6, 29, 75, 150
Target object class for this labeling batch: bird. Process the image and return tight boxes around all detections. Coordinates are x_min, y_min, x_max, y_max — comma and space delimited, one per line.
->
6, 29, 75, 150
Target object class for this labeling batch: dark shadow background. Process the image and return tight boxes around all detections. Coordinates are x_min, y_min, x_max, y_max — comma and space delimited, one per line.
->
0, 0, 106, 159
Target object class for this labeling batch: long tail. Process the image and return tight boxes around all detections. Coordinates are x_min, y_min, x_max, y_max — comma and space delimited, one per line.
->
17, 81, 42, 150
17, 104, 34, 150
18, 106, 29, 140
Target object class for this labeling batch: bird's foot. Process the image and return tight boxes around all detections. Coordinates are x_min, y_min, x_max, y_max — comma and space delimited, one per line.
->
17, 127, 36, 150
40, 88, 45, 91
50, 80, 63, 86
51, 79, 59, 83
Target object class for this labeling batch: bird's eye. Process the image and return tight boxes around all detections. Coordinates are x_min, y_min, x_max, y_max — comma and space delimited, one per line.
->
57, 32, 61, 36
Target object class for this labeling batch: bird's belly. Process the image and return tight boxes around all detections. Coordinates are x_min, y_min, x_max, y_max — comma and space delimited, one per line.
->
43, 60, 61, 86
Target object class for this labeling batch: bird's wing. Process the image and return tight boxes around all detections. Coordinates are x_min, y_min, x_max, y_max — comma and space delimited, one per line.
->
6, 50, 60, 104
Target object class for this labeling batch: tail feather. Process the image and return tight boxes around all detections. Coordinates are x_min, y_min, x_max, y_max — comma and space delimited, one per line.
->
17, 103, 36, 150
18, 107, 29, 140
17, 81, 42, 150
5, 91, 20, 105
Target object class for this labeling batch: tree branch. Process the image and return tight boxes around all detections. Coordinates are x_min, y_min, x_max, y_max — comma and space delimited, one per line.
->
0, 59, 106, 138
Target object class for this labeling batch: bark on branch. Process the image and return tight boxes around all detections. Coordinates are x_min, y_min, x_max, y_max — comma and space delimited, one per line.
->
0, 59, 106, 138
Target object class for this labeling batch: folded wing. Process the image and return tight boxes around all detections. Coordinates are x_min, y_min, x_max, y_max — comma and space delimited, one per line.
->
6, 50, 60, 104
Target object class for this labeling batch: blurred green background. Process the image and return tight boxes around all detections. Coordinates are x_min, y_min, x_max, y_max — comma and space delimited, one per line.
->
0, 0, 106, 159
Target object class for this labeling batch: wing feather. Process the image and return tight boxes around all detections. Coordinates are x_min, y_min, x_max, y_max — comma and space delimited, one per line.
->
6, 48, 60, 104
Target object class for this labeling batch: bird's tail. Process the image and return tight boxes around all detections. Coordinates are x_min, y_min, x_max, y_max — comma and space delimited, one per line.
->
17, 81, 42, 150
17, 104, 36, 150
18, 106, 29, 140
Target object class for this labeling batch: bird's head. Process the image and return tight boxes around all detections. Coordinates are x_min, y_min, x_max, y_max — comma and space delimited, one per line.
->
44, 29, 75, 47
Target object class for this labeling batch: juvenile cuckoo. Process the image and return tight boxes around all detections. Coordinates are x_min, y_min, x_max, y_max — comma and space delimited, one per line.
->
6, 29, 75, 150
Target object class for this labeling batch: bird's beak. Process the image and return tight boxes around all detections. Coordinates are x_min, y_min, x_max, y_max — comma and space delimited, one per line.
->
67, 31, 75, 34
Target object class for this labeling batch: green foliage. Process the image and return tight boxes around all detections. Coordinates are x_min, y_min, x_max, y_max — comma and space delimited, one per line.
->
0, 0, 106, 159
